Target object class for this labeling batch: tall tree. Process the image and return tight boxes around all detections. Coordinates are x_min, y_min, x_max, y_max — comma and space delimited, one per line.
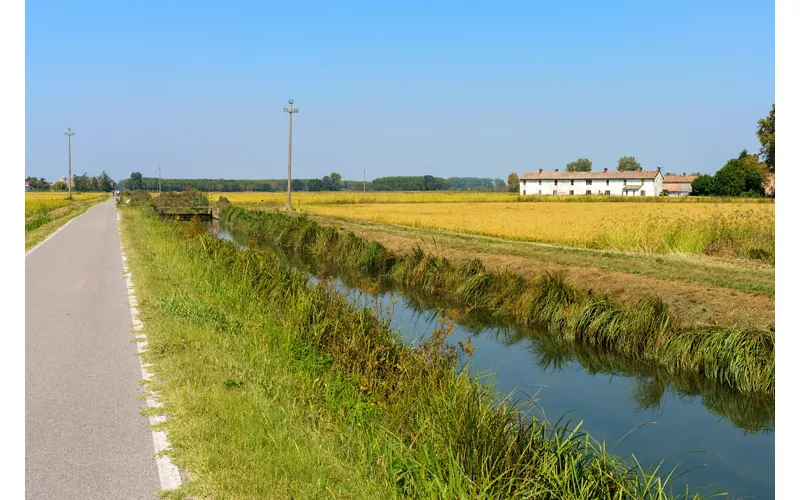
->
756, 104, 775, 173
507, 172, 520, 193
329, 172, 342, 191
566, 158, 592, 172
690, 175, 717, 196
617, 156, 641, 171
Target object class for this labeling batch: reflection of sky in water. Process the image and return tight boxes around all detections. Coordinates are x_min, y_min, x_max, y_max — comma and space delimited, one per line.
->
214, 224, 775, 499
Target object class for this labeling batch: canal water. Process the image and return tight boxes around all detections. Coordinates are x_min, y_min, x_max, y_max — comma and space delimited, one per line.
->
213, 222, 775, 499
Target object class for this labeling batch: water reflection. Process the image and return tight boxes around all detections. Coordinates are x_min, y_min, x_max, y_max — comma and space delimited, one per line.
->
211, 221, 775, 498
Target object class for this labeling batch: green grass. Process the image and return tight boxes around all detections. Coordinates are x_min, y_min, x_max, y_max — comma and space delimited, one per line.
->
121, 208, 714, 499
25, 194, 110, 250
221, 205, 774, 396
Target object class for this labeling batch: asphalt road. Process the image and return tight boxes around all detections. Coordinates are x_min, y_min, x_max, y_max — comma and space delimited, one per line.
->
26, 200, 161, 499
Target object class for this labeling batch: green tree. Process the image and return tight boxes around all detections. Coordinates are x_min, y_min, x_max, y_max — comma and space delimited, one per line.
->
507, 172, 520, 193
713, 156, 765, 197
329, 172, 342, 190
566, 158, 592, 172
98, 171, 114, 192
756, 104, 775, 173
50, 181, 67, 192
617, 156, 641, 171
130, 172, 144, 190
73, 172, 92, 191
690, 175, 717, 196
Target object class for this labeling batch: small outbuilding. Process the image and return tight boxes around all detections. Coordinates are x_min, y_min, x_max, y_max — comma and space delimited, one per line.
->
662, 174, 699, 196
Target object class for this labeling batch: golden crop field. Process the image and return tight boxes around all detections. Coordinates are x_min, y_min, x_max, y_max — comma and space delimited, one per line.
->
206, 191, 773, 207
25, 192, 108, 217
206, 191, 516, 205
302, 201, 775, 259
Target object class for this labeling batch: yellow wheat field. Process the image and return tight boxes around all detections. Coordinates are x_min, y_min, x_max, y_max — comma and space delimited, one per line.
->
207, 191, 516, 206
302, 202, 775, 259
207, 191, 773, 207
25, 192, 108, 217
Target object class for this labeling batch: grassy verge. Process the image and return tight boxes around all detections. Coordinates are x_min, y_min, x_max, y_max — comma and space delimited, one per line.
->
25, 194, 110, 250
121, 207, 711, 499
221, 205, 774, 396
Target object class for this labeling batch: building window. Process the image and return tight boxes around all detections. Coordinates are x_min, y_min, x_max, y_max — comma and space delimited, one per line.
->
538, 180, 542, 185
538, 190, 541, 195
554, 180, 558, 185
570, 180, 574, 185
640, 190, 645, 196
586, 190, 591, 195
586, 180, 592, 185
624, 180, 627, 185
569, 190, 574, 195
523, 190, 526, 195
605, 190, 610, 195
553, 190, 557, 195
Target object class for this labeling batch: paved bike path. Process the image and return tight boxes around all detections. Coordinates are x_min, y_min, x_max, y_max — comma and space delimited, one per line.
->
26, 200, 160, 499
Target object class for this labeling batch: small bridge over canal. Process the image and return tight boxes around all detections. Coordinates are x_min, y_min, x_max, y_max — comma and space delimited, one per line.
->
154, 204, 221, 221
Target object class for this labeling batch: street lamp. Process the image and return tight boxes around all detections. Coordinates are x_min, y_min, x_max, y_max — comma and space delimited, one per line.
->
283, 99, 299, 209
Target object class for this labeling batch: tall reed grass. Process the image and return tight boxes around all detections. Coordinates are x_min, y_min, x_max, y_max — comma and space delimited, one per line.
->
221, 205, 774, 396
129, 208, 714, 498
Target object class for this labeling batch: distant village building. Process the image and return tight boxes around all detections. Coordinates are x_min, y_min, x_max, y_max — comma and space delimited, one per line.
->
25, 180, 31, 191
519, 167, 664, 197
59, 176, 75, 188
662, 174, 699, 196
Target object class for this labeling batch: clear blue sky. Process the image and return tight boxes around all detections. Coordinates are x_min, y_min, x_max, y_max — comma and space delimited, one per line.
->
25, 0, 774, 183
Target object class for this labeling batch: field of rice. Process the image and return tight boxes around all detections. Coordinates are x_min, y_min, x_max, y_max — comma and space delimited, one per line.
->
206, 191, 773, 206
301, 201, 775, 262
25, 192, 108, 217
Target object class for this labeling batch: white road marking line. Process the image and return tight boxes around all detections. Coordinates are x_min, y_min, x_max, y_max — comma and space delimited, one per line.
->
117, 209, 183, 491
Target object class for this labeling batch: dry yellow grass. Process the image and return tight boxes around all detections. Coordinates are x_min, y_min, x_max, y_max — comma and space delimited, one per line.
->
301, 201, 775, 260
25, 192, 108, 217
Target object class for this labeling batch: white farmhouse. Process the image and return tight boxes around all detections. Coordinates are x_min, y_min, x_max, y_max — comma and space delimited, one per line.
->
519, 167, 664, 197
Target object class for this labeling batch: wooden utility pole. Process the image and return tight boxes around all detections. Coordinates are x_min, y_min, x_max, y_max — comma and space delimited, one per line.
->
158, 164, 162, 194
363, 168, 366, 193
64, 128, 74, 197
282, 99, 299, 209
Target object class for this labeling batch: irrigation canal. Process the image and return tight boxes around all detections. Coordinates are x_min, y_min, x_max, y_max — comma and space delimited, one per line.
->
211, 220, 775, 499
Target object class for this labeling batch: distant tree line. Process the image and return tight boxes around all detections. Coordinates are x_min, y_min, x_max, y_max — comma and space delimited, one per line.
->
119, 172, 509, 193
372, 176, 450, 191
26, 171, 116, 192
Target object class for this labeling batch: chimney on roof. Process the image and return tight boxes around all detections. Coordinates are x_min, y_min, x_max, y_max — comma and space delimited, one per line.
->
603, 168, 608, 173
657, 167, 661, 173
682, 172, 686, 176
637, 166, 642, 172
539, 168, 542, 173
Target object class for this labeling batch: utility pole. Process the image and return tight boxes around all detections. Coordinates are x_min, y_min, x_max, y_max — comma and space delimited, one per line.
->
282, 99, 299, 209
363, 168, 366, 193
64, 128, 74, 198
158, 164, 162, 194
